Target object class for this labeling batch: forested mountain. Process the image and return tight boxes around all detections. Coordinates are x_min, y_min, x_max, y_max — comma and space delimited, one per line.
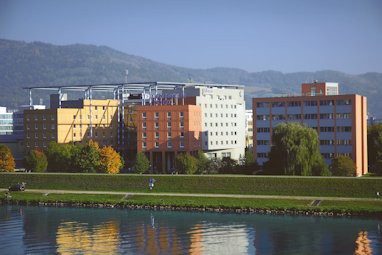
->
1, 39, 381, 116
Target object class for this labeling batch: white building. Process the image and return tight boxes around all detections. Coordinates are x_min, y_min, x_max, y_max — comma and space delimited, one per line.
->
167, 84, 246, 160
245, 109, 253, 149
0, 107, 13, 135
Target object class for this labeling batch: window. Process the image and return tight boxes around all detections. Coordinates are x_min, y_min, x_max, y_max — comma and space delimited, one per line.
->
155, 142, 159, 148
43, 123, 46, 129
320, 140, 334, 145
73, 133, 76, 137
35, 123, 38, 130
257, 115, 270, 121
88, 115, 91, 120
167, 112, 172, 118
180, 140, 184, 148
142, 122, 146, 129
180, 132, 184, 137
168, 131, 172, 137
34, 114, 38, 121
95, 106, 98, 110
257, 153, 268, 158
51, 115, 55, 121
304, 114, 317, 119
320, 113, 334, 119
35, 133, 38, 139
288, 101, 301, 107
167, 140, 173, 148
155, 132, 159, 138
42, 115, 46, 120
51, 124, 55, 130
95, 115, 98, 120
180, 121, 184, 128
102, 106, 106, 110
257, 127, 270, 133
155, 122, 159, 129
337, 126, 352, 132
180, 112, 184, 117
155, 112, 159, 118
257, 140, 269, 145
167, 121, 172, 128
320, 126, 334, 132
304, 101, 317, 107
142, 112, 146, 118
272, 102, 285, 107
336, 99, 351, 105
320, 100, 334, 106
73, 115, 76, 120
142, 142, 147, 148
142, 132, 147, 139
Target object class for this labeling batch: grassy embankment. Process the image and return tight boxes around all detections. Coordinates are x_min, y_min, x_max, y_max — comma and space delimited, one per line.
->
1, 173, 382, 214
2, 192, 382, 215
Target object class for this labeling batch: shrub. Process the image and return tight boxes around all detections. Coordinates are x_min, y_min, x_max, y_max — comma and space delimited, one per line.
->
25, 149, 48, 172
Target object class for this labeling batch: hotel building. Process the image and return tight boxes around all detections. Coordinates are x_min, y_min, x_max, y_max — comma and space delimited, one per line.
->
136, 104, 202, 172
24, 97, 118, 150
165, 85, 246, 160
252, 82, 367, 176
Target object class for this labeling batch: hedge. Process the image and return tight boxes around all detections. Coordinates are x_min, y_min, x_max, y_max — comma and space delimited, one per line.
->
1, 173, 382, 198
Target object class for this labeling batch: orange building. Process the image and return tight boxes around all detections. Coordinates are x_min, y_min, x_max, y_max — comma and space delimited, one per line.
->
136, 104, 202, 173
253, 82, 367, 176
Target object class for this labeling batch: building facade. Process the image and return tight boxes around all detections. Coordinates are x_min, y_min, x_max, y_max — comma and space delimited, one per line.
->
252, 83, 367, 176
0, 107, 13, 135
24, 99, 118, 150
245, 109, 253, 149
165, 85, 246, 160
136, 104, 202, 172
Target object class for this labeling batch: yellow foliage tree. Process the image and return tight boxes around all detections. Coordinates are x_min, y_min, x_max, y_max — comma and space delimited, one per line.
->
98, 146, 123, 174
0, 145, 16, 172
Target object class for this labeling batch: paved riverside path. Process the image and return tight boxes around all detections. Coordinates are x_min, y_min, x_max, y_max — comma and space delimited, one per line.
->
0, 188, 379, 202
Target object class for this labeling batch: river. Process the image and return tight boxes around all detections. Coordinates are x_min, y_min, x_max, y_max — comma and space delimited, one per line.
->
0, 205, 381, 254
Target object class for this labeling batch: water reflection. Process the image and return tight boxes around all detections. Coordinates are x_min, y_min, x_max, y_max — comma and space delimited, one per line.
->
355, 231, 372, 255
56, 221, 120, 254
0, 205, 382, 255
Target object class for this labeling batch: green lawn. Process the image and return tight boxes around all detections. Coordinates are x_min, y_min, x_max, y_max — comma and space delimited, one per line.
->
3, 191, 382, 215
1, 173, 382, 198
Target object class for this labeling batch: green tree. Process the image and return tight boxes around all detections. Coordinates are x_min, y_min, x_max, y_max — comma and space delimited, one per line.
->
312, 159, 331, 176
0, 145, 15, 172
219, 157, 238, 174
45, 142, 76, 172
196, 150, 210, 174
25, 149, 48, 172
368, 124, 382, 174
134, 152, 150, 174
175, 153, 198, 174
330, 156, 356, 177
72, 140, 100, 173
265, 123, 325, 176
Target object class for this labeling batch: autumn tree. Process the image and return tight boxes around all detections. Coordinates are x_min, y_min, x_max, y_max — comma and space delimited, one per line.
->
98, 146, 123, 174
0, 145, 15, 172
25, 149, 48, 172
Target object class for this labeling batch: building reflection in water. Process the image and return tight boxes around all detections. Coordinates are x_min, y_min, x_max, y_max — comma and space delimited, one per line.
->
354, 230, 372, 255
56, 220, 120, 254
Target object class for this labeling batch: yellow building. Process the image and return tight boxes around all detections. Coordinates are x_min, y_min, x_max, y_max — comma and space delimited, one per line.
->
24, 99, 118, 150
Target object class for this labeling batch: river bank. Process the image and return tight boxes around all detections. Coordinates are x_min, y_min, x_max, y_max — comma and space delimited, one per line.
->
2, 191, 382, 218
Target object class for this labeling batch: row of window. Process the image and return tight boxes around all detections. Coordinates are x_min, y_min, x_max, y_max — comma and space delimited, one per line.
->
142, 140, 184, 149
142, 131, 184, 139
74, 114, 112, 120
27, 114, 55, 121
256, 99, 352, 108
204, 122, 237, 127
208, 140, 238, 146
257, 152, 353, 159
204, 113, 237, 118
208, 131, 238, 136
143, 121, 184, 129
256, 126, 352, 133
142, 112, 184, 118
204, 95, 233, 100
26, 123, 55, 130
204, 103, 237, 109
320, 140, 352, 145
257, 113, 351, 121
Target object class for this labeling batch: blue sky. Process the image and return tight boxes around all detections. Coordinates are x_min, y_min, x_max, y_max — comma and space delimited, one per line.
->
1, 0, 381, 74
